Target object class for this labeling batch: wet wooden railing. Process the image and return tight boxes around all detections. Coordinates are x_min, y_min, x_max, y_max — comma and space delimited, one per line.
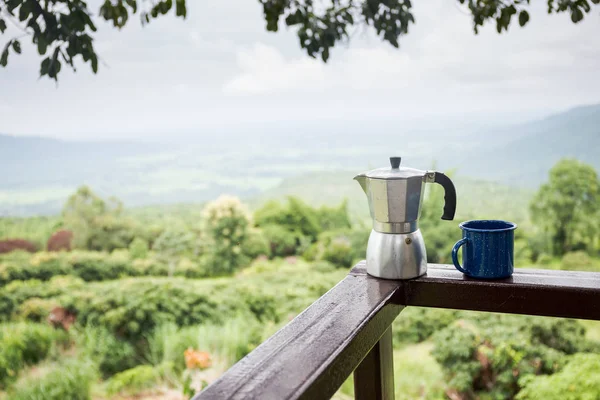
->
194, 261, 600, 400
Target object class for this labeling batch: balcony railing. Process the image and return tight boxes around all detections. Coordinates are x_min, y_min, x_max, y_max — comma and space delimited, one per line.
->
194, 262, 600, 400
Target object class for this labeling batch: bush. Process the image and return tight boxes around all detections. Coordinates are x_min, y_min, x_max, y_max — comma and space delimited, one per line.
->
129, 237, 149, 259
303, 229, 368, 268
254, 197, 321, 242
392, 307, 459, 345
77, 326, 138, 377
3, 260, 345, 342
0, 239, 37, 254
106, 362, 173, 395
8, 358, 96, 400
432, 314, 590, 399
261, 224, 299, 257
536, 253, 553, 266
68, 250, 133, 281
0, 251, 71, 285
242, 228, 271, 259
47, 229, 73, 252
0, 322, 66, 388
17, 297, 59, 322
517, 353, 600, 400
0, 276, 84, 321
561, 251, 597, 271
315, 200, 352, 232
322, 237, 354, 268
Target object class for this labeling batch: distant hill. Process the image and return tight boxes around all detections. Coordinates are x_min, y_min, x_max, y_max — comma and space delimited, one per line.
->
0, 103, 598, 216
455, 104, 600, 186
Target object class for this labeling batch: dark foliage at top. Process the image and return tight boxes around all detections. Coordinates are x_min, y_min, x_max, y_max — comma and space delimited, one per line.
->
0, 0, 598, 79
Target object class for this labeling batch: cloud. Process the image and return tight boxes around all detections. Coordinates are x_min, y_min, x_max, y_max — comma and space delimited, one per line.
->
223, 1, 600, 98
222, 43, 428, 95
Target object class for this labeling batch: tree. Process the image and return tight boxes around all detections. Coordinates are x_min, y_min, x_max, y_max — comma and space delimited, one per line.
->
152, 228, 194, 276
202, 195, 252, 275
62, 185, 136, 251
530, 159, 600, 256
1, 0, 598, 80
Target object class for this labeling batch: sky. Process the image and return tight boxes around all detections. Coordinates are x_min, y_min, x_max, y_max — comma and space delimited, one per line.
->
1, 0, 600, 139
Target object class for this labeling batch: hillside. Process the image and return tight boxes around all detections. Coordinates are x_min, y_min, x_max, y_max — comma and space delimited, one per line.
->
0, 103, 597, 216
457, 104, 600, 185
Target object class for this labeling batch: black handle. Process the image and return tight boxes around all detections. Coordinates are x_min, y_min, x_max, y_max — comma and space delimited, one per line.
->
433, 172, 456, 221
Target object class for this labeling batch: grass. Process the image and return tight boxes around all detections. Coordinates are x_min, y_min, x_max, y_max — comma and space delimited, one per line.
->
336, 341, 445, 400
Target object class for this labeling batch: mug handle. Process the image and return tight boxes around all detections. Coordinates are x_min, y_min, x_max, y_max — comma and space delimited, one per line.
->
452, 238, 468, 274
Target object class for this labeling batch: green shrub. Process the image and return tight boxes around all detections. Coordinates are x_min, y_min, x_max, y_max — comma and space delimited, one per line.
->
77, 326, 138, 377
315, 200, 352, 231
68, 250, 133, 281
242, 228, 271, 259
0, 251, 71, 285
322, 237, 354, 268
536, 253, 553, 266
0, 276, 84, 321
561, 251, 597, 271
392, 307, 459, 345
131, 256, 169, 276
432, 314, 590, 399
58, 277, 249, 340
432, 321, 481, 393
303, 229, 368, 268
254, 197, 321, 242
106, 362, 173, 395
261, 224, 299, 257
4, 261, 344, 342
0, 322, 66, 388
517, 353, 600, 400
129, 237, 149, 259
17, 297, 58, 322
8, 358, 96, 400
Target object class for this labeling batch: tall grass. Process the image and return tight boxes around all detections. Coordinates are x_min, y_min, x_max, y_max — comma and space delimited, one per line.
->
7, 358, 96, 400
146, 317, 276, 372
0, 322, 68, 388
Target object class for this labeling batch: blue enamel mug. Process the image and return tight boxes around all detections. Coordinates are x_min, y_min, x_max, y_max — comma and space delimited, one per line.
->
452, 220, 517, 279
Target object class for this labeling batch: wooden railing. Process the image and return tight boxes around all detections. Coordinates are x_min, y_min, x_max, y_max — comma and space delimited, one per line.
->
194, 262, 600, 400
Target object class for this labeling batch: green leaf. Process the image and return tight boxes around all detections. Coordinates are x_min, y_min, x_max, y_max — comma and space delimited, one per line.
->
12, 40, 21, 54
175, 0, 186, 18
321, 47, 329, 62
518, 10, 529, 27
126, 0, 138, 13
91, 54, 98, 73
37, 36, 47, 55
571, 8, 584, 23
18, 0, 32, 22
0, 48, 8, 67
40, 57, 50, 76
0, 19, 6, 33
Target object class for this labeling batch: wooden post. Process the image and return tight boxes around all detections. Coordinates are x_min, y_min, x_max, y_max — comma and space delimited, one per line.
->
353, 326, 395, 400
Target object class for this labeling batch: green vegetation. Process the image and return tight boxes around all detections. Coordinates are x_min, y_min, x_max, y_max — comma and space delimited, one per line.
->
517, 353, 600, 400
7, 358, 97, 400
0, 158, 599, 399
531, 159, 600, 256
1, 0, 597, 79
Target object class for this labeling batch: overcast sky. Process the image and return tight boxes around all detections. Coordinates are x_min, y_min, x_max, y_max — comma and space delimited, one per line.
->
1, 0, 599, 140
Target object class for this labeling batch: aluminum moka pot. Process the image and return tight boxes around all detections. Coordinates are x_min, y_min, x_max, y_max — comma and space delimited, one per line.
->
354, 157, 457, 279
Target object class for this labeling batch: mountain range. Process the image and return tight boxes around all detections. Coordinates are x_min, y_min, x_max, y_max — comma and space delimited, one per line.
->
1, 103, 598, 216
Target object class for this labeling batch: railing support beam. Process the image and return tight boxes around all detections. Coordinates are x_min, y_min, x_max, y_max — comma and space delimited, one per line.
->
354, 326, 395, 400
